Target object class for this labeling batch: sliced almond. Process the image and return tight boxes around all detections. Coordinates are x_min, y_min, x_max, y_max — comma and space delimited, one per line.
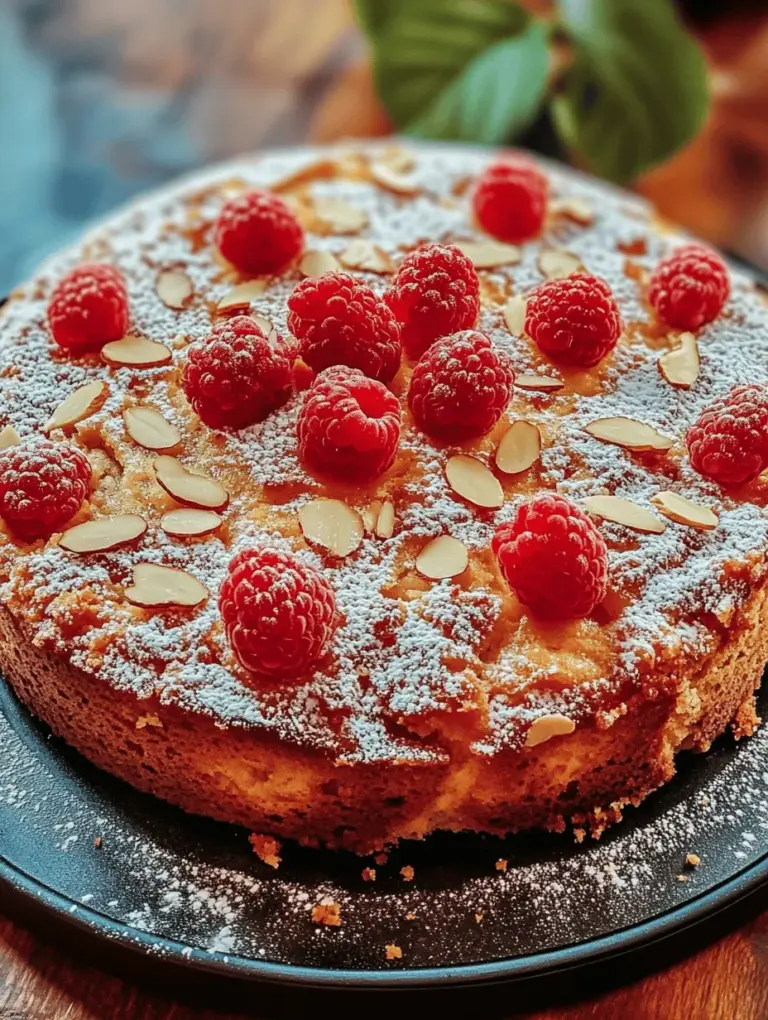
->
375, 147, 416, 176
584, 417, 673, 452
515, 373, 564, 393
269, 158, 338, 193
313, 196, 368, 234
370, 162, 419, 196
525, 714, 576, 748
124, 562, 207, 609
658, 333, 700, 389
299, 250, 341, 277
537, 248, 583, 279
160, 508, 222, 537
496, 421, 541, 474
583, 495, 665, 534
156, 269, 193, 309
153, 455, 229, 511
445, 455, 504, 509
216, 280, 268, 317
102, 335, 173, 369
375, 500, 395, 539
43, 380, 109, 432
503, 295, 527, 335
251, 314, 274, 336
0, 425, 21, 449
650, 491, 718, 531
299, 498, 364, 557
361, 500, 382, 534
456, 240, 521, 269
416, 535, 469, 580
339, 239, 394, 274
123, 406, 181, 451
59, 514, 147, 553
550, 197, 594, 226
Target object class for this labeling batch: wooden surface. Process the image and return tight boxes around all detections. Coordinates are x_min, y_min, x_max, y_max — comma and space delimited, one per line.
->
4, 1, 768, 1016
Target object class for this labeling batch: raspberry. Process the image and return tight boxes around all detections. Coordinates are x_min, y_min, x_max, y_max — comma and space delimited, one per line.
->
297, 365, 401, 479
47, 263, 129, 354
384, 243, 480, 360
182, 315, 295, 430
287, 273, 401, 383
214, 189, 303, 276
0, 441, 91, 540
472, 155, 548, 243
687, 384, 768, 486
525, 273, 622, 368
492, 494, 608, 619
407, 330, 514, 440
649, 244, 729, 331
219, 548, 338, 679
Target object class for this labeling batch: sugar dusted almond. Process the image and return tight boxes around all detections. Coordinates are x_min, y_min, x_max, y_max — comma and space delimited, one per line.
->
651, 491, 718, 531
370, 161, 419, 196
313, 196, 368, 234
160, 508, 222, 537
496, 421, 541, 474
375, 146, 416, 176
361, 500, 382, 534
251, 314, 274, 336
525, 714, 575, 748
445, 454, 504, 509
339, 239, 394, 274
60, 514, 147, 553
125, 562, 207, 609
156, 269, 193, 309
216, 279, 268, 316
299, 498, 364, 557
43, 380, 109, 432
269, 158, 338, 192
503, 295, 527, 335
515, 373, 564, 393
550, 197, 594, 226
584, 417, 673, 452
416, 535, 468, 580
153, 455, 229, 511
583, 495, 665, 534
538, 248, 583, 279
299, 250, 341, 277
375, 500, 395, 539
658, 332, 700, 389
102, 335, 173, 368
456, 240, 521, 269
123, 406, 181, 451
0, 425, 20, 449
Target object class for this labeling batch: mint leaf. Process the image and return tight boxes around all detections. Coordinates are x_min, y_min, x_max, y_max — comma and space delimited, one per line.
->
552, 0, 709, 183
353, 0, 406, 37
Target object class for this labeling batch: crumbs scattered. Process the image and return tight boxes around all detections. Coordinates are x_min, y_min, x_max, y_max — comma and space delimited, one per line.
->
400, 865, 415, 882
361, 867, 376, 882
385, 944, 403, 960
93, 836, 102, 849
475, 912, 484, 923
686, 853, 701, 867
495, 859, 508, 873
405, 911, 416, 921
249, 833, 282, 870
374, 852, 389, 866
312, 900, 342, 927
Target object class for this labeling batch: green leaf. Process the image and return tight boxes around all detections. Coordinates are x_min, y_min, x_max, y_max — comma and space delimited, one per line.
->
552, 0, 709, 183
353, 0, 406, 37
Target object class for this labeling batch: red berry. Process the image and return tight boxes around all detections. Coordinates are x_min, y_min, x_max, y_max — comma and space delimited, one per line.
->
297, 365, 401, 479
0, 441, 91, 540
214, 190, 303, 276
408, 330, 514, 441
649, 244, 729, 331
492, 494, 608, 620
472, 155, 548, 243
287, 272, 401, 383
219, 547, 338, 679
182, 315, 295, 430
687, 384, 768, 486
47, 263, 129, 353
525, 273, 622, 368
384, 243, 480, 360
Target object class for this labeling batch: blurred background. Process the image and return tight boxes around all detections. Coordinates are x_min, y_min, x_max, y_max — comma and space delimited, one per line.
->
1, 0, 768, 296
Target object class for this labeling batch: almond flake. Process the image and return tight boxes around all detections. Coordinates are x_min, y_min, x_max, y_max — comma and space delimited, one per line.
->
502, 295, 527, 335
375, 500, 395, 539
251, 314, 274, 336
102, 335, 173, 369
415, 535, 469, 580
515, 373, 564, 393
370, 162, 419, 196
525, 714, 576, 748
153, 455, 229, 511
123, 406, 181, 451
375, 147, 416, 175
584, 417, 673, 452
550, 197, 594, 226
0, 425, 21, 449
456, 240, 521, 269
125, 562, 207, 609
43, 380, 109, 432
339, 240, 394, 274
160, 508, 222, 537
299, 498, 364, 557
537, 248, 583, 279
269, 158, 338, 192
299, 250, 341, 277
496, 421, 541, 474
313, 196, 368, 234
216, 280, 268, 316
650, 491, 718, 531
156, 269, 193, 309
445, 454, 504, 509
658, 332, 700, 389
59, 514, 147, 553
583, 495, 665, 534
361, 501, 382, 534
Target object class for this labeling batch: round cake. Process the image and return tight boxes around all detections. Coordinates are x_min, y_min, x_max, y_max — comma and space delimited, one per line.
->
1, 141, 768, 855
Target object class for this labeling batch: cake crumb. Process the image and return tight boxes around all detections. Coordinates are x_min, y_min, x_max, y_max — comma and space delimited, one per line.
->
405, 911, 416, 921
573, 828, 587, 843
93, 836, 102, 849
374, 852, 389, 866
362, 867, 376, 882
385, 943, 403, 960
312, 901, 342, 927
475, 912, 484, 923
249, 833, 282, 869
686, 853, 701, 867
495, 859, 508, 872
135, 713, 163, 730
677, 874, 688, 882
400, 865, 415, 882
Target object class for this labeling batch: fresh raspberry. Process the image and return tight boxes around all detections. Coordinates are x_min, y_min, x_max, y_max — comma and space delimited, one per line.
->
182, 315, 295, 430
214, 189, 303, 276
219, 548, 338, 679
297, 365, 401, 479
687, 384, 768, 486
525, 273, 622, 368
649, 244, 729, 331
407, 330, 514, 440
492, 494, 608, 619
47, 263, 129, 353
0, 441, 91, 540
472, 155, 548, 243
384, 243, 480, 360
287, 272, 401, 383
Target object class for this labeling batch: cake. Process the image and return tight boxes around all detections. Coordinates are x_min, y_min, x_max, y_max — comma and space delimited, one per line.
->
1, 141, 768, 856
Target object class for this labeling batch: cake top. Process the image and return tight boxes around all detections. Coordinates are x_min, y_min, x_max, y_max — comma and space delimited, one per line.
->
2, 141, 768, 764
